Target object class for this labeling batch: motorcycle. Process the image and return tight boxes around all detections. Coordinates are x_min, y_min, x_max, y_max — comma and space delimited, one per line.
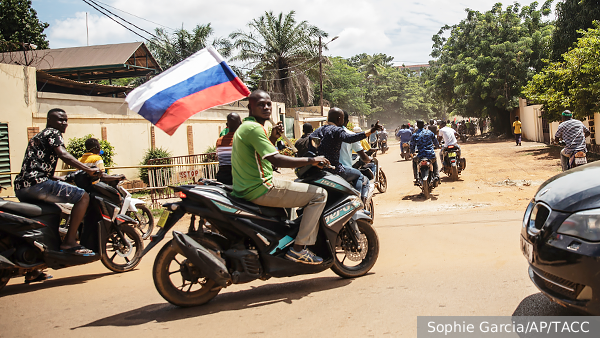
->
415, 157, 439, 199
378, 139, 389, 154
558, 141, 588, 171
351, 149, 387, 218
145, 163, 379, 307
401, 142, 412, 161
59, 181, 154, 240
440, 145, 467, 180
0, 171, 144, 292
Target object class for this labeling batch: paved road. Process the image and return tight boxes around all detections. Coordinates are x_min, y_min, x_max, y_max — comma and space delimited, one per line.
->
0, 140, 577, 337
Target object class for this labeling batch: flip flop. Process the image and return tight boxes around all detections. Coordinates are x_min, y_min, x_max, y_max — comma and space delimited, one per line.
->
60, 245, 96, 256
24, 272, 53, 284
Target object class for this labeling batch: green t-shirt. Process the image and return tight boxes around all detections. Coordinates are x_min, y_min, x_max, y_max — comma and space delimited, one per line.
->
231, 116, 278, 201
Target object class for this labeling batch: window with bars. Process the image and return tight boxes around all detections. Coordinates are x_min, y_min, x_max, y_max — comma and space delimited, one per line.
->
0, 123, 11, 187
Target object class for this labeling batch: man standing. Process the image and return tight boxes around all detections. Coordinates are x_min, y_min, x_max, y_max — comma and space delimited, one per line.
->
216, 113, 242, 185
14, 108, 101, 255
410, 120, 440, 185
232, 90, 330, 264
555, 110, 590, 171
294, 123, 316, 157
513, 116, 522, 146
427, 119, 438, 135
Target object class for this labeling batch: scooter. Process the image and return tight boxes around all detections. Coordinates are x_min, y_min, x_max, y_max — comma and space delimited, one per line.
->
440, 145, 466, 180
558, 141, 588, 171
401, 142, 412, 161
379, 139, 389, 154
351, 149, 387, 218
416, 156, 439, 199
0, 171, 144, 292
145, 161, 379, 307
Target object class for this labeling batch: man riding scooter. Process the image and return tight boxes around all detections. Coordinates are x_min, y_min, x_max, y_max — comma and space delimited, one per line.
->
555, 110, 590, 171
438, 120, 461, 163
396, 125, 412, 159
410, 120, 440, 186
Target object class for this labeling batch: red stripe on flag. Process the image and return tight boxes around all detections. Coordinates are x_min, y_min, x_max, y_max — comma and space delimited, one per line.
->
156, 78, 250, 136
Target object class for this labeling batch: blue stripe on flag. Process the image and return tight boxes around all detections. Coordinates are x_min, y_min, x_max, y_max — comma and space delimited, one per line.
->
138, 62, 237, 124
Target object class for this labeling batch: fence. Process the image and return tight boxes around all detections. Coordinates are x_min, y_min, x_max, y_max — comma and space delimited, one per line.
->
147, 153, 218, 207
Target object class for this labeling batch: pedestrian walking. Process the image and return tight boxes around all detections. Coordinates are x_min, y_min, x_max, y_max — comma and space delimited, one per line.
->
512, 116, 522, 146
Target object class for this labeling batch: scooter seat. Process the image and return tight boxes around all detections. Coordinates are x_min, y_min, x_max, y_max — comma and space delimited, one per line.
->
0, 200, 61, 218
227, 195, 289, 219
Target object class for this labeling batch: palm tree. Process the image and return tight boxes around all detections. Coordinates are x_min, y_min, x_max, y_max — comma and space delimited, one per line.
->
148, 23, 232, 70
230, 11, 327, 107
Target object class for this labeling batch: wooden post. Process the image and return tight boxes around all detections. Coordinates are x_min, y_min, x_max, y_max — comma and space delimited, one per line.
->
27, 126, 39, 140
101, 126, 107, 141
150, 126, 155, 150
187, 125, 194, 155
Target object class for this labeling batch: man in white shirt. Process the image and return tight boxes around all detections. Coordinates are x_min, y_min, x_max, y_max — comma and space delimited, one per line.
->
438, 120, 461, 163
340, 112, 372, 201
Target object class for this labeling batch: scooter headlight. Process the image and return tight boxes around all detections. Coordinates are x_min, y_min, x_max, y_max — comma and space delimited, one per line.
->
558, 209, 600, 241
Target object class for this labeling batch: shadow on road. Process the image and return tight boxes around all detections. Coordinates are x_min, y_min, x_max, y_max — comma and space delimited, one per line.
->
512, 293, 582, 316
516, 146, 561, 161
402, 193, 438, 201
73, 276, 354, 329
440, 176, 463, 183
0, 272, 114, 297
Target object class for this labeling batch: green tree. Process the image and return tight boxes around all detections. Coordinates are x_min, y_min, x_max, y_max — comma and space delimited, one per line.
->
430, 1, 554, 133
148, 23, 232, 70
65, 134, 116, 168
551, 0, 600, 60
0, 0, 49, 52
230, 11, 326, 107
348, 53, 394, 77
523, 24, 600, 121
318, 57, 370, 115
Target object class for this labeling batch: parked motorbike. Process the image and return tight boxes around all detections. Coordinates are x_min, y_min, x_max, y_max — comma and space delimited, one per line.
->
440, 145, 467, 180
0, 171, 144, 292
415, 157, 439, 199
145, 164, 379, 307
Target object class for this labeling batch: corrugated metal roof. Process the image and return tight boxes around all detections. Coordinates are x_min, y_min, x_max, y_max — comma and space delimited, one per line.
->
0, 42, 161, 80
36, 71, 133, 97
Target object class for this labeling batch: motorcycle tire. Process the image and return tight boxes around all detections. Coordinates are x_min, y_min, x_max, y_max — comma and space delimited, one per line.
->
365, 199, 375, 221
376, 169, 387, 193
331, 219, 379, 278
153, 236, 223, 307
101, 224, 144, 273
451, 166, 459, 181
422, 179, 431, 199
127, 204, 155, 240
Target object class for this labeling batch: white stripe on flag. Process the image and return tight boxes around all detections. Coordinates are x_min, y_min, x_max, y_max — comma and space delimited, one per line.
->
125, 46, 225, 113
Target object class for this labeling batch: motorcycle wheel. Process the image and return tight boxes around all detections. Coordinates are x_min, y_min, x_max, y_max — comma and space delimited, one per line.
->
365, 199, 375, 221
153, 237, 223, 307
331, 219, 379, 278
101, 224, 144, 273
451, 166, 459, 180
422, 179, 431, 199
376, 169, 387, 193
127, 204, 155, 240
0, 243, 11, 292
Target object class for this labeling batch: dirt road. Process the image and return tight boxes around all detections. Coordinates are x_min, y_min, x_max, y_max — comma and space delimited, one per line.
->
0, 139, 575, 337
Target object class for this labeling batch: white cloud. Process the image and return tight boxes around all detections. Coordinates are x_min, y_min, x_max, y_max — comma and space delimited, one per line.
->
46, 0, 545, 63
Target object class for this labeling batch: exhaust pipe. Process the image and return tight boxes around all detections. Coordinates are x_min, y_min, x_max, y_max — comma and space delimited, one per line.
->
171, 231, 231, 287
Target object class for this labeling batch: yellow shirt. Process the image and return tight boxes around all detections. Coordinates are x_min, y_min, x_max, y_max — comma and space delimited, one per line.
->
79, 153, 105, 171
359, 139, 371, 152
513, 121, 522, 134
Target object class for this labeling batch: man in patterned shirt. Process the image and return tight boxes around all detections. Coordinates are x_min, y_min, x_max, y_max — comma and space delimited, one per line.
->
555, 110, 590, 171
410, 120, 440, 185
216, 113, 241, 185
14, 108, 101, 255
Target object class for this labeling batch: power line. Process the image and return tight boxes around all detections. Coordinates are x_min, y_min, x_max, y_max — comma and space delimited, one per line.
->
94, 0, 175, 31
85, 0, 159, 40
82, 0, 151, 42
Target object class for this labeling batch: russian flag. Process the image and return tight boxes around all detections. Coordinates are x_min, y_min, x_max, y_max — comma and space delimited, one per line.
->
126, 46, 250, 135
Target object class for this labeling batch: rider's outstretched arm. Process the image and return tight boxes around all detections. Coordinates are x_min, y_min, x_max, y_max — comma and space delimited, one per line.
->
265, 154, 329, 169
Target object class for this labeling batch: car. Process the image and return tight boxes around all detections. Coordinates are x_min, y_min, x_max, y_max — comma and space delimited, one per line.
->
520, 160, 600, 315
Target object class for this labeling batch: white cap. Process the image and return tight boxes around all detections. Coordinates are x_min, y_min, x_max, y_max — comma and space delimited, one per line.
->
353, 126, 362, 133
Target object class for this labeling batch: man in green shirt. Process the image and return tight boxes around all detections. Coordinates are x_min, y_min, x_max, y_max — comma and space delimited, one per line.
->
232, 90, 330, 264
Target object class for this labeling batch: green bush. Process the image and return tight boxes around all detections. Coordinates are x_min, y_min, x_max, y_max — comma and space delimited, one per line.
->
139, 147, 172, 185
66, 134, 116, 167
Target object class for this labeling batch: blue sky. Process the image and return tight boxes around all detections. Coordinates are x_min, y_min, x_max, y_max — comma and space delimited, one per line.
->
31, 0, 551, 65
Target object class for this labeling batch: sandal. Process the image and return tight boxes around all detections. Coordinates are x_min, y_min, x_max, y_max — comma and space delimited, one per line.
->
25, 271, 53, 284
60, 245, 95, 256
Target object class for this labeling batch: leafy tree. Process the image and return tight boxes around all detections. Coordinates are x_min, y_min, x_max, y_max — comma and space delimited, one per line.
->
348, 53, 395, 77
523, 24, 600, 121
429, 1, 554, 133
551, 0, 600, 60
317, 57, 370, 115
65, 134, 116, 168
148, 23, 232, 70
0, 0, 49, 52
230, 11, 326, 107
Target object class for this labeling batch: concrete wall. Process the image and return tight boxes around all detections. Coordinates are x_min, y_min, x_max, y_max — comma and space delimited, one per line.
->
1, 63, 285, 196
0, 63, 37, 195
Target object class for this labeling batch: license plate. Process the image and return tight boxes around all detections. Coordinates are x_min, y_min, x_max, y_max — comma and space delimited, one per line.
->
420, 161, 428, 166
521, 236, 533, 263
575, 157, 587, 165
447, 152, 456, 157
156, 210, 171, 228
